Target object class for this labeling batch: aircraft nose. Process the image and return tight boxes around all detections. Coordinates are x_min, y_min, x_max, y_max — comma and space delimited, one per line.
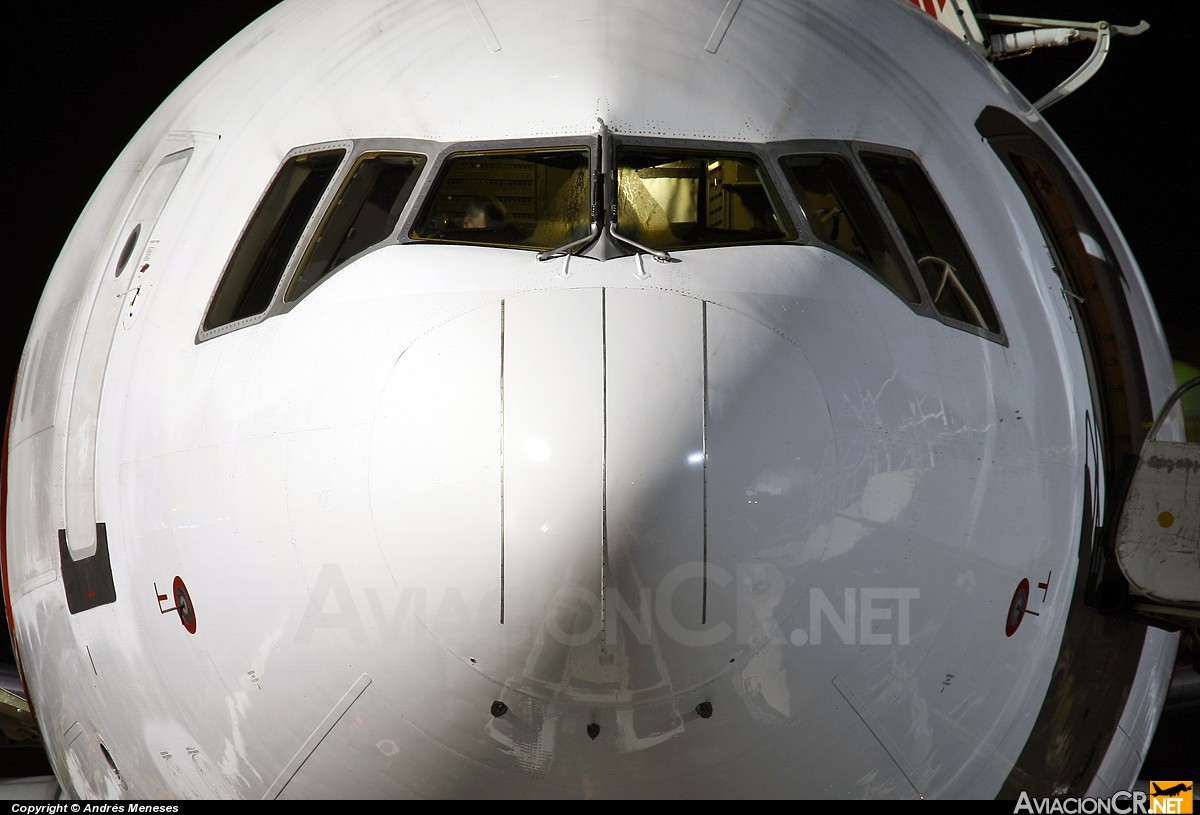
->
369, 286, 835, 703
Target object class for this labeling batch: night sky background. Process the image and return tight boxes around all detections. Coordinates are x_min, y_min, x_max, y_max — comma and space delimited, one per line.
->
2, 0, 1195, 786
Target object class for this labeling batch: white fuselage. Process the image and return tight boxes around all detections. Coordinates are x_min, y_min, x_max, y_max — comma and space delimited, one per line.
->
3, 0, 1179, 800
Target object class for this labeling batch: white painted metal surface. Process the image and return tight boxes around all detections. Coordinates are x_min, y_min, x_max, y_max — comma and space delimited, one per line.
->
1, 0, 1181, 801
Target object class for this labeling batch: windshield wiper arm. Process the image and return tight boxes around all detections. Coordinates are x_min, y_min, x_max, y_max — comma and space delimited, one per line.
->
536, 221, 602, 262
536, 117, 676, 263
605, 223, 675, 262
598, 118, 675, 263
537, 118, 606, 262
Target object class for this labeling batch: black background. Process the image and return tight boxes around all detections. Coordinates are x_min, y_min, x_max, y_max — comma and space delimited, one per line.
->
2, 0, 1195, 789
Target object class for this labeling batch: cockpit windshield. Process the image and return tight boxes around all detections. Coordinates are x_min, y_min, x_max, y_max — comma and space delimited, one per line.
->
409, 147, 592, 250
408, 142, 794, 253
614, 148, 793, 249
199, 135, 1004, 346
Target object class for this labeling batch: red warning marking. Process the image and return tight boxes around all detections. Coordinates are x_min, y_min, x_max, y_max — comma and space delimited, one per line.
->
174, 576, 197, 635
1006, 578, 1030, 637
909, 0, 947, 18
1038, 571, 1052, 602
154, 578, 197, 634
155, 582, 173, 613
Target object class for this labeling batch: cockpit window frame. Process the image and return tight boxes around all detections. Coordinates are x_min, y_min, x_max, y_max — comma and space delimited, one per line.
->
198, 133, 1005, 348
197, 138, 437, 343
777, 149, 920, 303
197, 141, 351, 342
405, 138, 597, 252
401, 134, 801, 257
767, 138, 1006, 346
284, 149, 427, 304
607, 136, 799, 250
854, 142, 1004, 342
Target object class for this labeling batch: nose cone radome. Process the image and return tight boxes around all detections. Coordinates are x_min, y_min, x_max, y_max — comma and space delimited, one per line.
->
369, 287, 835, 707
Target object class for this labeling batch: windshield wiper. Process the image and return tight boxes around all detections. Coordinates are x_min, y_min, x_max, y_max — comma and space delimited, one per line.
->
536, 221, 601, 262
605, 223, 675, 263
535, 117, 676, 263
537, 119, 606, 262
600, 118, 675, 263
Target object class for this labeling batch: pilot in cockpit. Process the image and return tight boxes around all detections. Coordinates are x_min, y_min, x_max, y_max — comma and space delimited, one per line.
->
458, 195, 525, 244
461, 197, 507, 230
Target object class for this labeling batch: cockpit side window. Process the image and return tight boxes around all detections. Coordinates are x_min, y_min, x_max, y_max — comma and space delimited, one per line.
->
615, 149, 794, 248
202, 148, 345, 333
287, 152, 425, 301
860, 151, 1000, 334
780, 153, 918, 303
410, 147, 591, 250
